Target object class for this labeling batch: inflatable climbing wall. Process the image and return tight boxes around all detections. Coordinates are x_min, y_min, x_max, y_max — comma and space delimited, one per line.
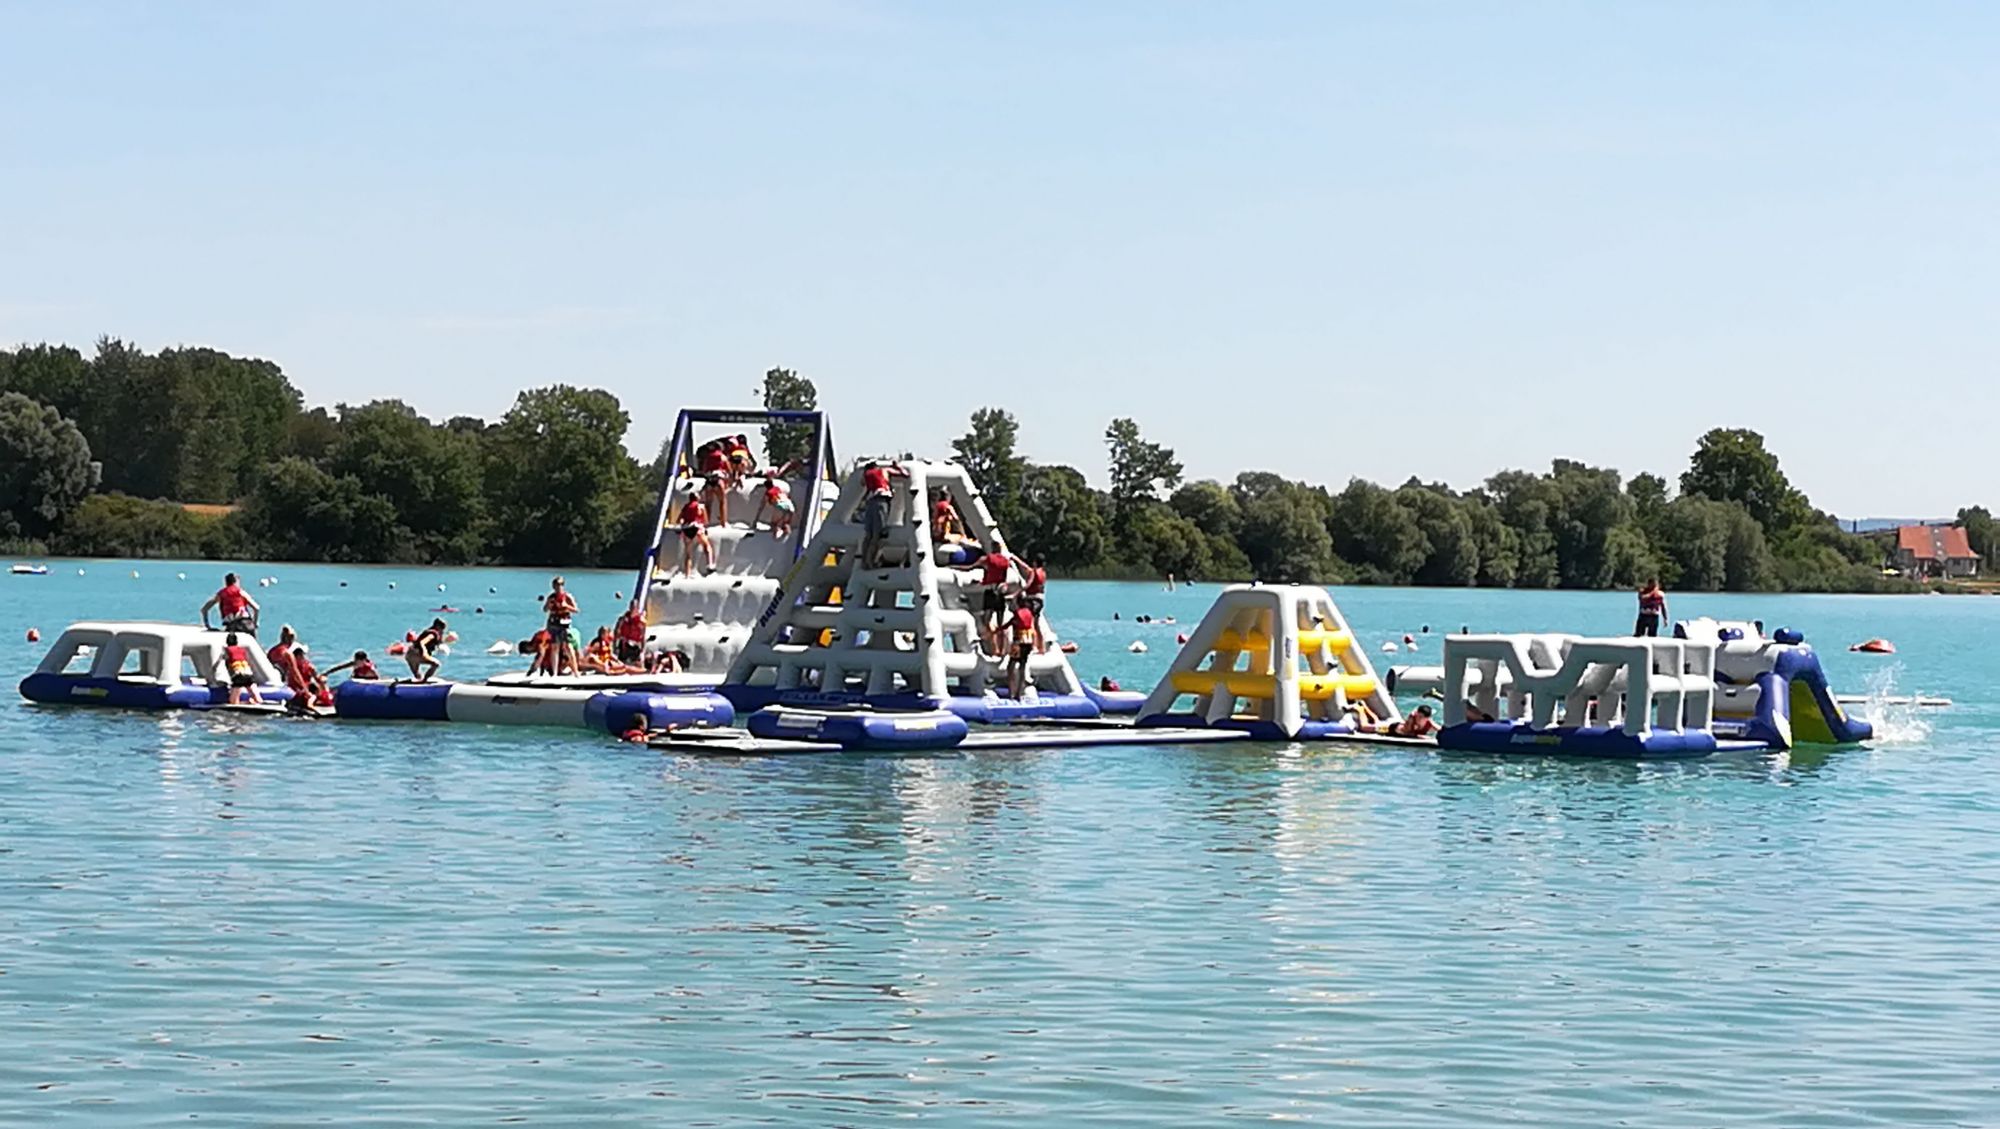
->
1136, 584, 1400, 738
723, 459, 1095, 721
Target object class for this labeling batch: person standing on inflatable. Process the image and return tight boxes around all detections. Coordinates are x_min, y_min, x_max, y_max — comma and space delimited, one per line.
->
407, 619, 447, 682
220, 633, 263, 705
200, 572, 261, 636
542, 577, 579, 672
1635, 579, 1668, 637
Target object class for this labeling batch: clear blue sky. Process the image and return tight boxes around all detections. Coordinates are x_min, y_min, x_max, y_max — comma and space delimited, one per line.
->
3, 1, 1993, 517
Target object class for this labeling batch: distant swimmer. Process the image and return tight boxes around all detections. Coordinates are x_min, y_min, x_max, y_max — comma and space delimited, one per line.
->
200, 572, 261, 636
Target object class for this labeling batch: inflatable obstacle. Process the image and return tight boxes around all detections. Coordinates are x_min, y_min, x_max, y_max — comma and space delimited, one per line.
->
1678, 618, 1873, 746
723, 458, 1096, 723
1438, 634, 1723, 758
1135, 584, 1400, 739
19, 622, 294, 710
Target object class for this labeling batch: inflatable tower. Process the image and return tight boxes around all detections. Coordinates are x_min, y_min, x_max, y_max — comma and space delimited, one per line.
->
723, 458, 1096, 722
1136, 584, 1400, 738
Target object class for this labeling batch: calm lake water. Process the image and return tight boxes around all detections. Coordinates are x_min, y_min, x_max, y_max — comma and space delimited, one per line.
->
3, 561, 1997, 1126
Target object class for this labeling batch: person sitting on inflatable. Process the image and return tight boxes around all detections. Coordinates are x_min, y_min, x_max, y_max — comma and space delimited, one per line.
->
1376, 703, 1439, 738
613, 601, 648, 667
285, 643, 325, 715
581, 626, 629, 675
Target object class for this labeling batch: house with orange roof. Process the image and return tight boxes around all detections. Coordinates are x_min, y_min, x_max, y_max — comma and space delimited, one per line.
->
1894, 524, 1980, 579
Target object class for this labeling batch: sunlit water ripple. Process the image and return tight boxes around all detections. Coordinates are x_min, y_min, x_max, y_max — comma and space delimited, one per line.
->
2, 563, 1997, 1124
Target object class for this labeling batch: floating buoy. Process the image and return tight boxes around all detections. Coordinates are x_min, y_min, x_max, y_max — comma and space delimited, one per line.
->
77, 568, 85, 575
474, 606, 485, 614
1128, 641, 1147, 653
437, 583, 446, 592
130, 570, 139, 579
25, 628, 40, 643
257, 578, 269, 587
339, 581, 347, 588
177, 572, 186, 581
386, 642, 407, 655
488, 586, 496, 594
444, 632, 459, 644
614, 591, 623, 601
1850, 638, 1896, 654
486, 640, 511, 655
1381, 642, 1398, 653
1059, 641, 1079, 654
387, 582, 396, 589
1176, 633, 1188, 644
1405, 641, 1419, 651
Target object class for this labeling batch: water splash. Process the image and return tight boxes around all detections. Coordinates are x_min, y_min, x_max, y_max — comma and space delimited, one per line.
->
1854, 662, 1933, 745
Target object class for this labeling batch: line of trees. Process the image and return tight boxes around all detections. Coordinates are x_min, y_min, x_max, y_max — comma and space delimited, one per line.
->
952, 408, 1931, 594
0, 337, 1980, 593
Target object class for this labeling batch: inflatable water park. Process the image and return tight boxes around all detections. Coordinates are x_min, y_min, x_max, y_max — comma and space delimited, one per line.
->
16, 407, 1939, 760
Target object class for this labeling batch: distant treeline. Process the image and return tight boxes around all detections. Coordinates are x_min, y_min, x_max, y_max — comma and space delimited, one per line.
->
0, 337, 1988, 593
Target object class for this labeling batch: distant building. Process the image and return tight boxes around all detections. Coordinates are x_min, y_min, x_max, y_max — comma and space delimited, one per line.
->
1894, 524, 1980, 579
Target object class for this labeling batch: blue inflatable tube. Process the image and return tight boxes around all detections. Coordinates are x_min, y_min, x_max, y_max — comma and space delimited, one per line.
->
19, 674, 294, 709
583, 690, 733, 734
332, 679, 452, 721
1083, 685, 1147, 715
1437, 721, 1718, 759
746, 706, 969, 750
943, 693, 1100, 723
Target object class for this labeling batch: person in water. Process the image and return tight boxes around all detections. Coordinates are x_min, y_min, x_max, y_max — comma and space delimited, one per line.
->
200, 572, 261, 636
621, 711, 652, 744
1635, 578, 1668, 637
613, 600, 648, 667
407, 619, 447, 682
542, 577, 579, 673
220, 632, 262, 705
677, 495, 714, 575
285, 643, 328, 714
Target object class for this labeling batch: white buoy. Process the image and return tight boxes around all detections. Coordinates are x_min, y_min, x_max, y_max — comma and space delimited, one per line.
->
388, 582, 397, 589
485, 640, 511, 655
130, 570, 139, 579
176, 572, 186, 581
1405, 641, 1419, 651
1128, 641, 1148, 653
437, 583, 446, 592
77, 568, 85, 575
1381, 642, 1397, 653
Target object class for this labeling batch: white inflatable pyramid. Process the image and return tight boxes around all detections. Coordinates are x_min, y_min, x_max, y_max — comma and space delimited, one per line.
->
725, 459, 1095, 721
1137, 583, 1400, 738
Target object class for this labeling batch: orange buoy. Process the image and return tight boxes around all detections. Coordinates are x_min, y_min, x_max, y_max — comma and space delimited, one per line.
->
1850, 638, 1896, 654
1059, 641, 1079, 654
1176, 633, 1188, 644
25, 627, 40, 643
386, 642, 408, 656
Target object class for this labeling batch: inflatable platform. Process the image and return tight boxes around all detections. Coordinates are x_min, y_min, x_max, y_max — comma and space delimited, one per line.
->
1436, 633, 1728, 758
332, 679, 732, 734
19, 622, 294, 710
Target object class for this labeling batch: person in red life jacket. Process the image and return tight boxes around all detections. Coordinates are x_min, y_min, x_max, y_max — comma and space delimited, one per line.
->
1375, 703, 1439, 738
726, 434, 756, 480
1022, 554, 1048, 623
977, 537, 1016, 655
613, 600, 648, 667
930, 492, 967, 545
266, 624, 299, 687
1634, 578, 1668, 637
752, 476, 794, 539
219, 632, 263, 705
621, 711, 653, 744
200, 572, 261, 636
698, 444, 733, 526
407, 619, 447, 682
282, 642, 324, 715
321, 650, 379, 682
676, 495, 714, 575
1006, 600, 1039, 701
857, 459, 906, 567
541, 576, 579, 674
523, 628, 557, 677
581, 625, 629, 675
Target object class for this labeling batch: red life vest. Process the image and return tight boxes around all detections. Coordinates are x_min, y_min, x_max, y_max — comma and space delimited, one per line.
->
615, 612, 646, 643
679, 499, 706, 525
224, 645, 252, 677
216, 584, 250, 617
980, 552, 1012, 586
863, 465, 890, 495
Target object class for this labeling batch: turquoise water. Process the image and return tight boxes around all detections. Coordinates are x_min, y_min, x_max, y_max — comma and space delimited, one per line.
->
4, 561, 1998, 1125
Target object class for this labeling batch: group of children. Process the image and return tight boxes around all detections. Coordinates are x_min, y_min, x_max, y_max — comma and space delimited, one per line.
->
672, 435, 801, 576
927, 492, 1053, 701
523, 580, 683, 678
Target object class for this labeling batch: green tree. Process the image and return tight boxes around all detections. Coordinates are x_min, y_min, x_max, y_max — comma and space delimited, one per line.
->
1958, 506, 1996, 566
952, 408, 1028, 535
240, 457, 401, 562
1011, 463, 1109, 571
1104, 417, 1182, 530
1123, 502, 1212, 579
486, 385, 633, 565
1327, 479, 1426, 584
759, 367, 819, 468
1481, 471, 1560, 587
54, 493, 208, 558
330, 400, 488, 561
1240, 488, 1338, 582
1396, 483, 1479, 586
0, 393, 95, 541
1681, 428, 1810, 534
1627, 471, 1670, 524
1466, 501, 1520, 587
1547, 459, 1635, 589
